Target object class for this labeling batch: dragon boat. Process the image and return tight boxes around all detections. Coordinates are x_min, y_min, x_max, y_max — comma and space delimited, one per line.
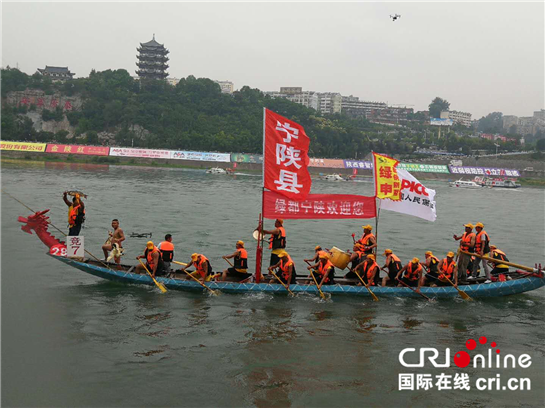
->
18, 209, 545, 299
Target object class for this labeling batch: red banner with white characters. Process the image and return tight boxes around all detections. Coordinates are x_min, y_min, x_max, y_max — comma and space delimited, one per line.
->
264, 109, 311, 200
46, 144, 110, 156
263, 190, 376, 219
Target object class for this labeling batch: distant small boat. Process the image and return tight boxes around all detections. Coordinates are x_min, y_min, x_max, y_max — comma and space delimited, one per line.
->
323, 174, 344, 181
482, 177, 521, 189
449, 179, 483, 189
206, 167, 227, 174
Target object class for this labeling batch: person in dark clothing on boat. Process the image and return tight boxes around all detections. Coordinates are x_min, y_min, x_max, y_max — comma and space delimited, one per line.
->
268, 250, 296, 285
421, 251, 440, 286
381, 249, 402, 286
135, 241, 165, 278
453, 223, 475, 282
258, 219, 286, 267
63, 192, 85, 236
220, 240, 251, 282
487, 245, 510, 277
344, 244, 365, 280
307, 252, 336, 286
157, 234, 174, 274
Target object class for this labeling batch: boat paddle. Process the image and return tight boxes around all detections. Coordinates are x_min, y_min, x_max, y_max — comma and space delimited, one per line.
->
350, 268, 379, 302
305, 261, 326, 300
443, 275, 472, 301
396, 278, 431, 301
270, 268, 295, 296
223, 257, 234, 267
172, 261, 219, 295
460, 250, 538, 273
138, 259, 167, 293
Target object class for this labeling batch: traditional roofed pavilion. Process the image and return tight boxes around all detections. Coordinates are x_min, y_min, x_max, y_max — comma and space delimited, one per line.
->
136, 34, 169, 80
36, 66, 75, 81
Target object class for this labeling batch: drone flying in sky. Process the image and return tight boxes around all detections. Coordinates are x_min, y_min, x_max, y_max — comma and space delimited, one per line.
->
390, 14, 401, 22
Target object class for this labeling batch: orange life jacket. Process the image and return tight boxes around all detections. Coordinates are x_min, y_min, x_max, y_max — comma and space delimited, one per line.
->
270, 227, 286, 250
194, 254, 210, 278
234, 248, 248, 270
475, 230, 490, 253
440, 258, 456, 280
318, 260, 334, 282
68, 204, 84, 226
279, 254, 294, 281
358, 233, 375, 253
363, 260, 379, 284
386, 253, 402, 274
159, 241, 174, 262
405, 262, 422, 281
491, 249, 509, 269
146, 246, 162, 270
460, 232, 476, 252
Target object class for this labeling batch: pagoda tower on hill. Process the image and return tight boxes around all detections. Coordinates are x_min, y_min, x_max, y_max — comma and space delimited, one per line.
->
136, 34, 169, 80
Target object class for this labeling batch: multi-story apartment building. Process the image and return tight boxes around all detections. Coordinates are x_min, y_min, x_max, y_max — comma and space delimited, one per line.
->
214, 80, 234, 94
317, 92, 342, 114
503, 110, 545, 135
341, 96, 387, 118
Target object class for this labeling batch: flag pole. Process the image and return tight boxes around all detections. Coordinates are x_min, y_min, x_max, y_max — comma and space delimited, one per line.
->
372, 151, 380, 256
256, 107, 267, 283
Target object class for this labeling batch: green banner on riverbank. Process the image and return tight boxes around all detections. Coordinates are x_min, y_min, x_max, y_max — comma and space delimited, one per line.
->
398, 163, 449, 173
231, 153, 263, 164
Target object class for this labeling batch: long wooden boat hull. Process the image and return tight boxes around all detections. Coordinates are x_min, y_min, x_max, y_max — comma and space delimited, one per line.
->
52, 255, 545, 299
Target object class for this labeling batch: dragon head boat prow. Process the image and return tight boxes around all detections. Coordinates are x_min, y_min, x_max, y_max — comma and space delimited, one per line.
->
18, 209, 66, 251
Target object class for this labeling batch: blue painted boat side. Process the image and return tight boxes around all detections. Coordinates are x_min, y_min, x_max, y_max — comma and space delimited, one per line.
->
52, 255, 545, 299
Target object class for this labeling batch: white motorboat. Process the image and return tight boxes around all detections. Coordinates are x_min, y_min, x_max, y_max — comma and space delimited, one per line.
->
449, 179, 483, 189
323, 174, 344, 181
483, 178, 521, 189
206, 167, 227, 174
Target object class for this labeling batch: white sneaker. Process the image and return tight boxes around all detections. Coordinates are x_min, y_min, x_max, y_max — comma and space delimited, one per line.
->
484, 280, 492, 284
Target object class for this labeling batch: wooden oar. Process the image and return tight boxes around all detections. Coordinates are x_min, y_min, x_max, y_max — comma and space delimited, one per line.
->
460, 250, 537, 273
223, 257, 234, 267
443, 275, 472, 301
351, 268, 379, 302
172, 260, 219, 295
397, 278, 431, 301
304, 260, 326, 300
138, 259, 167, 293
270, 269, 295, 296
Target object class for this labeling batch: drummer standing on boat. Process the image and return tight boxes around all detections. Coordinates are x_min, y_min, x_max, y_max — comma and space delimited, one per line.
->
453, 223, 476, 282
259, 219, 287, 267
357, 225, 377, 258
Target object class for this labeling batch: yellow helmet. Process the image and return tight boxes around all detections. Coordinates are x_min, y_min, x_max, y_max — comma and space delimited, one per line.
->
383, 249, 393, 256
315, 245, 322, 251
319, 252, 329, 260
146, 241, 154, 249
475, 222, 484, 228
236, 240, 244, 247
362, 225, 373, 231
464, 223, 474, 229
425, 251, 433, 256
277, 250, 288, 258
191, 253, 199, 261
276, 219, 284, 225
412, 257, 420, 264
367, 254, 376, 260
447, 251, 455, 258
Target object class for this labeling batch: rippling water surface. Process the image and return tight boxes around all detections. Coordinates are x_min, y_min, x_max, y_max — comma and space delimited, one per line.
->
2, 162, 544, 407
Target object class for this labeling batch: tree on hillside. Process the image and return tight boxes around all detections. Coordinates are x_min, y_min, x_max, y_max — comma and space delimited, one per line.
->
477, 112, 503, 133
428, 97, 450, 118
536, 138, 545, 152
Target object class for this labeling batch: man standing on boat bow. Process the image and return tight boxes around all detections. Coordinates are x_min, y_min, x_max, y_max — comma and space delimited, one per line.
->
258, 219, 287, 267
453, 223, 476, 282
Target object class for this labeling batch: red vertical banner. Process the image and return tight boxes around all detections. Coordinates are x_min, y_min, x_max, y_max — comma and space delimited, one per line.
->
264, 109, 311, 200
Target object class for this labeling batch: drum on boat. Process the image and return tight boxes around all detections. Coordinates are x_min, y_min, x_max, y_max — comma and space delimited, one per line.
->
329, 246, 350, 270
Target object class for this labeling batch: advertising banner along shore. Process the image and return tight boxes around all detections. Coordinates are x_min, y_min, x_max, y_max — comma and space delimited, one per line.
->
1, 141, 46, 152
263, 190, 376, 219
109, 147, 172, 159
449, 165, 520, 177
172, 151, 230, 162
231, 153, 263, 163
46, 144, 110, 156
309, 158, 345, 168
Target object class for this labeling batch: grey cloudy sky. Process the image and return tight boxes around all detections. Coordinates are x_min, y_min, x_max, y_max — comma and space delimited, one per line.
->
3, 1, 544, 118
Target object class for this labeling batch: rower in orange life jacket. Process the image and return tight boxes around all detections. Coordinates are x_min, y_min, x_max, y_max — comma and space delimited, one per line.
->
357, 225, 377, 256
268, 250, 296, 285
157, 234, 174, 275
396, 258, 423, 289
353, 254, 380, 286
63, 191, 85, 236
381, 249, 402, 287
437, 252, 458, 286
221, 240, 251, 282
453, 223, 476, 282
343, 244, 366, 280
307, 252, 336, 286
135, 241, 165, 278
488, 245, 510, 277
421, 251, 440, 286
180, 253, 213, 283
472, 222, 491, 282
258, 219, 287, 268
304, 245, 330, 265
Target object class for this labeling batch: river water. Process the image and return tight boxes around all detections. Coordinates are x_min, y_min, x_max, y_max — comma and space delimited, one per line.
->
1, 161, 544, 407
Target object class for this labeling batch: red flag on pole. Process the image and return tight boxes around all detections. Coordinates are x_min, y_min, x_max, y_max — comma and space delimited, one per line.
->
263, 109, 311, 200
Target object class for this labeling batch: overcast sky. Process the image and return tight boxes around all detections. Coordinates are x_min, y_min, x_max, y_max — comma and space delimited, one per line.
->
3, 1, 543, 118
